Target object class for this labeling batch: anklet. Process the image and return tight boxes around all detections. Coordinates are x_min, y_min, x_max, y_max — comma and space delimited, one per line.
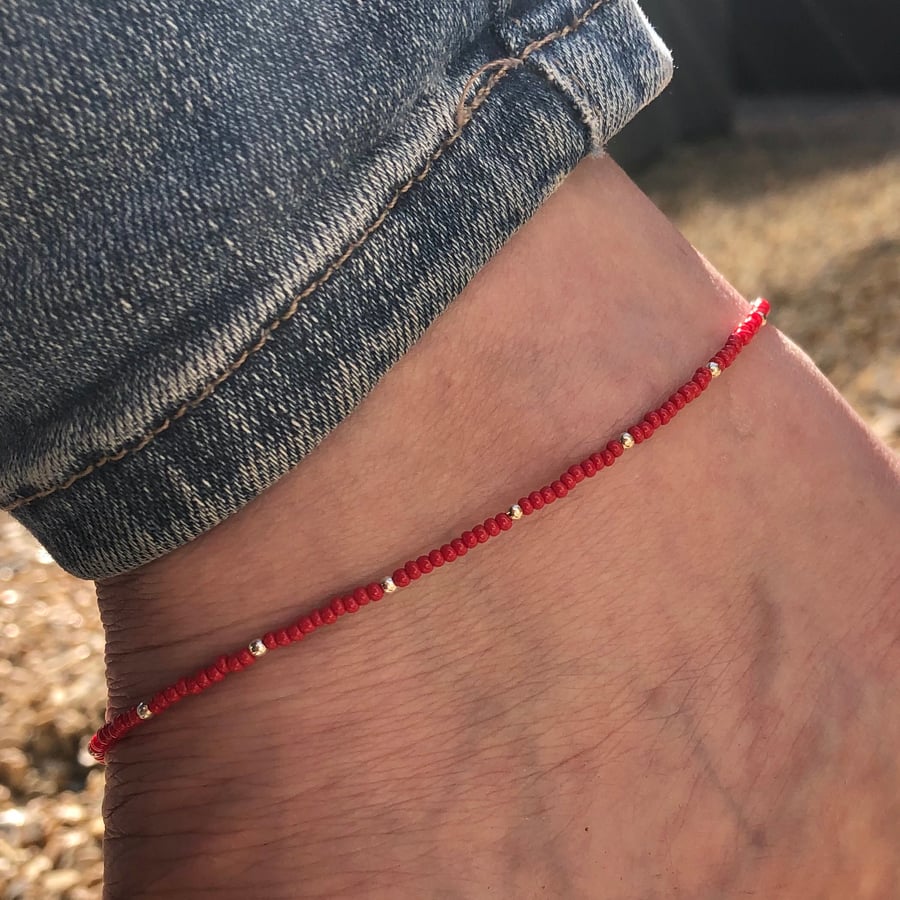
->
89, 298, 771, 763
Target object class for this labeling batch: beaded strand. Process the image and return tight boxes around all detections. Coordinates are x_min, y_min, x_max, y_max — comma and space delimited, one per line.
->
89, 298, 770, 763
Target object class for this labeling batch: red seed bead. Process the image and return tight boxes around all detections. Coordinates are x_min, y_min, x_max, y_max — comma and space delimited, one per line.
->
366, 582, 385, 602
154, 692, 170, 710
658, 407, 671, 425
428, 549, 445, 567
438, 544, 456, 563
215, 655, 230, 675
581, 458, 597, 477
473, 524, 490, 543
630, 428, 644, 444
647, 411, 662, 429
415, 555, 433, 574
462, 531, 478, 548
607, 440, 624, 457
175, 679, 189, 697
601, 449, 616, 466
226, 655, 242, 672
450, 538, 468, 556
404, 560, 422, 580
276, 629, 291, 645
287, 623, 303, 641
186, 677, 201, 694
343, 595, 359, 613
540, 486, 556, 504
195, 672, 211, 689
640, 422, 654, 439
165, 687, 179, 703
262, 632, 277, 649
589, 452, 605, 470
348, 586, 366, 607
496, 513, 513, 531
518, 496, 534, 515
310, 610, 324, 627
551, 481, 568, 498
484, 517, 501, 537
238, 648, 254, 666
321, 608, 337, 625
671, 393, 686, 410
393, 568, 411, 587
330, 597, 346, 615
568, 464, 586, 483
561, 472, 577, 490
528, 491, 545, 510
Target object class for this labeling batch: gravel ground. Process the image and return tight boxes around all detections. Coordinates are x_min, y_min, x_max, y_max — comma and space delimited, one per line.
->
2, 98, 898, 899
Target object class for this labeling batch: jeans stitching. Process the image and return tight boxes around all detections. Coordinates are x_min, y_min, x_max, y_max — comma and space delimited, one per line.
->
5, 0, 608, 511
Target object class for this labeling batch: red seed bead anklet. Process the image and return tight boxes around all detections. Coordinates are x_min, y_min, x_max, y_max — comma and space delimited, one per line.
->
89, 298, 771, 763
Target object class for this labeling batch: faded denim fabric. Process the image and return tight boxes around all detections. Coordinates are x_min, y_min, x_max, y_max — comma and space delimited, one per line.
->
0, 0, 672, 579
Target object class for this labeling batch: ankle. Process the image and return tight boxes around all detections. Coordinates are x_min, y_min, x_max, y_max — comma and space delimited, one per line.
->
95, 156, 900, 898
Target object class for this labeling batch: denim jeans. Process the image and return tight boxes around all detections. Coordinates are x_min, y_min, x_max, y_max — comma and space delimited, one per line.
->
0, 0, 672, 579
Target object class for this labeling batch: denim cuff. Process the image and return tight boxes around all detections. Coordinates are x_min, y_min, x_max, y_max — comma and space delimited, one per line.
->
2, 0, 672, 578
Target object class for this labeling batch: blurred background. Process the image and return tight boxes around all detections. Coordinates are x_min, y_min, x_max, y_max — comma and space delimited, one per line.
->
2, 1, 899, 896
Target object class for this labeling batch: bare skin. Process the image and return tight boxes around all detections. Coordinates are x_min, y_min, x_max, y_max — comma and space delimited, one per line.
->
97, 156, 900, 899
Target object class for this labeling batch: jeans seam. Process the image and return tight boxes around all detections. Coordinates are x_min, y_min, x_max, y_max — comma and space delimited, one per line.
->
4, 0, 609, 512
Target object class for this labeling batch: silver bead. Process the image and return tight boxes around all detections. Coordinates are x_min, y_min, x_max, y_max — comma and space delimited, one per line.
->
136, 701, 153, 720
759, 312, 768, 326
248, 638, 267, 657
381, 576, 397, 594
707, 361, 722, 378
508, 504, 524, 520
621, 432, 635, 450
